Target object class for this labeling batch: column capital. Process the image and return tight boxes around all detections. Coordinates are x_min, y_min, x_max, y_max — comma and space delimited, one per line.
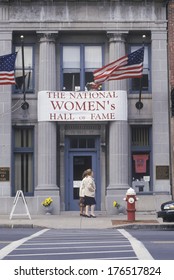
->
107, 31, 128, 43
151, 30, 167, 41
36, 31, 59, 43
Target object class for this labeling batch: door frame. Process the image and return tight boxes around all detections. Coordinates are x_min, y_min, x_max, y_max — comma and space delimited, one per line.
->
65, 137, 101, 211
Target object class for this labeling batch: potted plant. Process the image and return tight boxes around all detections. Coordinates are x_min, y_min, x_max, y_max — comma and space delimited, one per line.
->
42, 197, 53, 214
113, 200, 120, 209
113, 200, 126, 215
113, 200, 120, 214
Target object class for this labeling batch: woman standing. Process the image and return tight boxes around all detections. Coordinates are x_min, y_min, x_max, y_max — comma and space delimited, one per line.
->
83, 169, 96, 218
79, 170, 86, 216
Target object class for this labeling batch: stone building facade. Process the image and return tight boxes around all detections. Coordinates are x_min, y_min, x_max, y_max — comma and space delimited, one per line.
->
0, 0, 171, 215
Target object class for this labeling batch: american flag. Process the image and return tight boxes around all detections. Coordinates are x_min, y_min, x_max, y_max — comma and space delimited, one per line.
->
0, 52, 17, 85
93, 47, 144, 84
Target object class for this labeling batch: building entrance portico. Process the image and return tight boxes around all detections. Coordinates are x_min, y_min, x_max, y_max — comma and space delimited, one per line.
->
59, 124, 105, 211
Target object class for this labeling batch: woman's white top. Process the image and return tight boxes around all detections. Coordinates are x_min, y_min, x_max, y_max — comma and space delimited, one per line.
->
82, 176, 96, 197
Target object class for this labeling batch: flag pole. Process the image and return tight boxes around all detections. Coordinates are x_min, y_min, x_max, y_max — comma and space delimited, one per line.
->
20, 35, 29, 110
135, 77, 143, 110
135, 35, 146, 110
21, 35, 26, 100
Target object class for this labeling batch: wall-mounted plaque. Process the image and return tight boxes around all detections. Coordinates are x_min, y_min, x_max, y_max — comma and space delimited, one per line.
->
0, 167, 10, 181
156, 166, 169, 180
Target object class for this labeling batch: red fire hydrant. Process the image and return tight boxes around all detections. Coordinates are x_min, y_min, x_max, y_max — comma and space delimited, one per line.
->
124, 187, 138, 222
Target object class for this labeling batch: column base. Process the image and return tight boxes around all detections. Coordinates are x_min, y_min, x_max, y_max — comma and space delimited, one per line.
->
106, 184, 130, 214
35, 185, 60, 214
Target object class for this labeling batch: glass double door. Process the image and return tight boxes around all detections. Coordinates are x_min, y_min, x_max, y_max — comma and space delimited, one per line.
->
66, 152, 100, 210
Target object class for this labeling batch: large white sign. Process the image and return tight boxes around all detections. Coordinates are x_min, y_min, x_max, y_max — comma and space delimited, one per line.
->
38, 90, 127, 122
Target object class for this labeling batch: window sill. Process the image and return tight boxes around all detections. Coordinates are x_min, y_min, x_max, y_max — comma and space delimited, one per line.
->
128, 93, 152, 100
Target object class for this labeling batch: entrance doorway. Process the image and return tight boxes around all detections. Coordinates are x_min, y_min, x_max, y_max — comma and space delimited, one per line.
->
65, 137, 100, 210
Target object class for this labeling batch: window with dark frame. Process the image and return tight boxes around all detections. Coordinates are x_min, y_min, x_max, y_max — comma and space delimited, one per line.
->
130, 45, 150, 93
131, 126, 151, 191
70, 137, 95, 149
13, 45, 34, 93
61, 45, 102, 91
13, 127, 34, 196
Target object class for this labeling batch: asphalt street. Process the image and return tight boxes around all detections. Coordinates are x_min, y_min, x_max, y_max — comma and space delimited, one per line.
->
0, 228, 40, 251
1, 228, 174, 260
127, 229, 174, 260
0, 228, 154, 260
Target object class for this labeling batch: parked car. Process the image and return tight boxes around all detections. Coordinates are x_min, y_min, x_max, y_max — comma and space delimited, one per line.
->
157, 200, 174, 222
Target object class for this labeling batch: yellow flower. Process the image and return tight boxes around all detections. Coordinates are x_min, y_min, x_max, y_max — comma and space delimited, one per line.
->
42, 197, 53, 207
113, 201, 120, 208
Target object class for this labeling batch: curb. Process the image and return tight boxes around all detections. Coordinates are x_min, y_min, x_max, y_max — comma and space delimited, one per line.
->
112, 224, 174, 230
1, 223, 174, 230
0, 224, 35, 228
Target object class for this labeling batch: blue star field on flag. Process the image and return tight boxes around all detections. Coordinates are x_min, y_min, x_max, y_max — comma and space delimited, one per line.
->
127, 47, 144, 66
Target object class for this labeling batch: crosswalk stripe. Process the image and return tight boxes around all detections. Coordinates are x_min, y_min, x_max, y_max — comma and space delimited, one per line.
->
25, 240, 129, 246
118, 229, 154, 260
6, 249, 134, 257
15, 244, 132, 251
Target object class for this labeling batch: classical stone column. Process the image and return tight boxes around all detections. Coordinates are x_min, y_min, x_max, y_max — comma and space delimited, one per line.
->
0, 32, 13, 202
151, 30, 170, 194
106, 32, 129, 213
35, 32, 60, 213
107, 32, 127, 91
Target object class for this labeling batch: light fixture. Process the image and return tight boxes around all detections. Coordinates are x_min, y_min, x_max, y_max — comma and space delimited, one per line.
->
21, 101, 29, 110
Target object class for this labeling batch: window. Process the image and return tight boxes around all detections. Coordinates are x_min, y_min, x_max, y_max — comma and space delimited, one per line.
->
84, 46, 102, 88
70, 137, 95, 149
131, 126, 150, 147
14, 45, 34, 93
12, 127, 34, 195
131, 126, 152, 192
61, 45, 102, 91
130, 45, 150, 93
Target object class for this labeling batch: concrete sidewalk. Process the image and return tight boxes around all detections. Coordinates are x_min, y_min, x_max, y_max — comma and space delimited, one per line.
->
1, 211, 174, 229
